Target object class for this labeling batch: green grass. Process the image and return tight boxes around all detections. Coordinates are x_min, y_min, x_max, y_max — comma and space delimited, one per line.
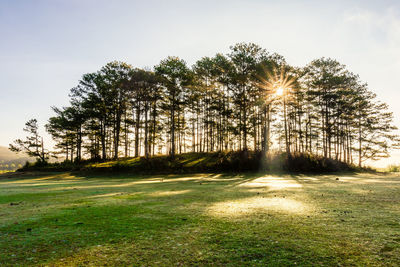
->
0, 171, 400, 266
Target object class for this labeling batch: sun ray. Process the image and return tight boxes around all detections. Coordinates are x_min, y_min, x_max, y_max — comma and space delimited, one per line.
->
256, 64, 296, 99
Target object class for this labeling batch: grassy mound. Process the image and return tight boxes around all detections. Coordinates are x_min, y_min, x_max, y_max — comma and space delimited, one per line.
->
19, 151, 362, 173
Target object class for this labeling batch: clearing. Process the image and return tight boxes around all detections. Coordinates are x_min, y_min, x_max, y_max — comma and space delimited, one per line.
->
0, 171, 399, 266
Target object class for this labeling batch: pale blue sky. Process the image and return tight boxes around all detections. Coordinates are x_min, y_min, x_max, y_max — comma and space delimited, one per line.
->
1, 0, 400, 166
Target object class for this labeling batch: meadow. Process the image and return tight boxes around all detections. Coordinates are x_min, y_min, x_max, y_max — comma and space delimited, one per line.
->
0, 171, 399, 266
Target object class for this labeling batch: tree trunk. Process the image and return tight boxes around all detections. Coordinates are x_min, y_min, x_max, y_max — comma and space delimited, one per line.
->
135, 103, 140, 157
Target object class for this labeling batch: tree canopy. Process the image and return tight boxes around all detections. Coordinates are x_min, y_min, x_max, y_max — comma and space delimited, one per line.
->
14, 43, 398, 167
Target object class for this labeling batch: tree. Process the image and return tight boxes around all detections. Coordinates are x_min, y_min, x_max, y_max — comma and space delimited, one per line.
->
155, 56, 193, 158
126, 69, 161, 158
10, 119, 48, 162
100, 61, 132, 159
41, 43, 398, 167
228, 42, 268, 150
46, 102, 86, 162
70, 72, 111, 160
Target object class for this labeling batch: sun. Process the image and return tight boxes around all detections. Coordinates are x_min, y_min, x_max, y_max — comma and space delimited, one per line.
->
276, 87, 284, 96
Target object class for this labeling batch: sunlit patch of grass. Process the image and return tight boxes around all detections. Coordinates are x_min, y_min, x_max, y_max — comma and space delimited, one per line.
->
184, 157, 207, 167
238, 175, 303, 190
88, 157, 141, 168
208, 197, 312, 217
0, 172, 400, 265
148, 190, 192, 197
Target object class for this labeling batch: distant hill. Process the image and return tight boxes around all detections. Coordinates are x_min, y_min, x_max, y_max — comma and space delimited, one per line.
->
0, 146, 22, 161
0, 146, 31, 170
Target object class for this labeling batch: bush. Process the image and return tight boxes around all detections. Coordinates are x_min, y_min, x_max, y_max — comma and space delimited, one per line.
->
387, 164, 400, 172
282, 152, 357, 173
216, 150, 263, 172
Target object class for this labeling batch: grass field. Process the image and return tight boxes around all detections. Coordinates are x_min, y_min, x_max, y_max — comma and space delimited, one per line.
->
1, 171, 400, 266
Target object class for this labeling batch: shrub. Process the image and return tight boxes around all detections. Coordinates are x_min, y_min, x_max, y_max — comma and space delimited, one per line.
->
387, 164, 400, 172
283, 152, 355, 173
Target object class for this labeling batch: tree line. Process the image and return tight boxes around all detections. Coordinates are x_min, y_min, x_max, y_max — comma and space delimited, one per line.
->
11, 43, 399, 167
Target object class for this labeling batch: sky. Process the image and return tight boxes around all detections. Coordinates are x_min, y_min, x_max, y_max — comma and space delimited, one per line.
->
1, 0, 400, 167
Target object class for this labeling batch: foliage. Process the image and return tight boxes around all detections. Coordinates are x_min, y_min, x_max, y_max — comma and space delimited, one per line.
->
8, 42, 395, 170
387, 164, 400, 172
9, 119, 49, 162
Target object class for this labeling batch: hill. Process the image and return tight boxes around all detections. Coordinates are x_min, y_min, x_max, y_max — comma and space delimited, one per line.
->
0, 145, 20, 160
20, 151, 362, 173
0, 146, 31, 170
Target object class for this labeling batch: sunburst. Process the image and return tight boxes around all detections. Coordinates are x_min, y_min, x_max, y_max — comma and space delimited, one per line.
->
257, 65, 296, 98
275, 87, 284, 96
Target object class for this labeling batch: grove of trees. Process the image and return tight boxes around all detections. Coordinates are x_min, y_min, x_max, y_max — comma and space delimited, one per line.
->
14, 43, 399, 167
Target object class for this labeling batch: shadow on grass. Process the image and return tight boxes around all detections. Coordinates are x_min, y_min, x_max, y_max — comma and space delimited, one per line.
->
1, 171, 400, 265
